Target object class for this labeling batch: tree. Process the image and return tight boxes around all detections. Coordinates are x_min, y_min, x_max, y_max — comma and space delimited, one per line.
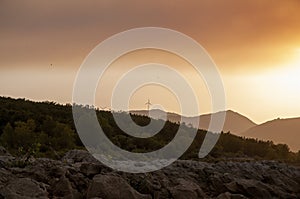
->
50, 122, 75, 150
13, 119, 37, 153
0, 123, 14, 148
297, 150, 300, 162
274, 144, 290, 159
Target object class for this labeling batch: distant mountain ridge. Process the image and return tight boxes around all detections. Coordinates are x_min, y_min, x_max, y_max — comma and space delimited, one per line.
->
130, 109, 257, 135
131, 109, 300, 151
242, 117, 300, 152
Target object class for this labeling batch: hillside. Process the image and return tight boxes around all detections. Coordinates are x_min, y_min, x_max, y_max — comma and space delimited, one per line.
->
243, 117, 300, 152
0, 96, 299, 163
130, 109, 257, 135
199, 110, 257, 135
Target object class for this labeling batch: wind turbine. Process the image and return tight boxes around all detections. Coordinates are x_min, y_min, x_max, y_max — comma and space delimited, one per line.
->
100, 106, 107, 110
145, 99, 152, 111
100, 106, 111, 111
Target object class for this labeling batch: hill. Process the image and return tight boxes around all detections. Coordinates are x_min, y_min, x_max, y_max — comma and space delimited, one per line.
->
243, 117, 300, 152
0, 96, 299, 162
130, 109, 257, 135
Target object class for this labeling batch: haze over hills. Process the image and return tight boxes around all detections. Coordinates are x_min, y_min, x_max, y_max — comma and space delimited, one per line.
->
242, 117, 300, 152
197, 110, 257, 135
131, 109, 300, 151
130, 109, 257, 135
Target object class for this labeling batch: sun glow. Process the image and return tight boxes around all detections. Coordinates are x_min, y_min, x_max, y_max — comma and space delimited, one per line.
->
253, 49, 300, 118
281, 49, 300, 89
224, 48, 300, 123
263, 48, 300, 91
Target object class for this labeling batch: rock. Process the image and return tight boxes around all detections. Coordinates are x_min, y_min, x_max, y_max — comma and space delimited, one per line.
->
0, 148, 299, 198
216, 192, 248, 199
0, 178, 48, 198
123, 173, 163, 198
0, 146, 11, 156
87, 174, 151, 199
51, 175, 81, 199
138, 178, 161, 195
208, 173, 229, 194
49, 165, 67, 178
225, 179, 272, 198
0, 169, 12, 190
0, 156, 14, 168
80, 162, 102, 178
62, 150, 98, 163
66, 166, 90, 195
0, 147, 14, 168
169, 178, 206, 199
9, 160, 54, 184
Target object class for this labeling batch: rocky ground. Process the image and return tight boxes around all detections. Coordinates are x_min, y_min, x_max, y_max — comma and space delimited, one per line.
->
0, 147, 299, 199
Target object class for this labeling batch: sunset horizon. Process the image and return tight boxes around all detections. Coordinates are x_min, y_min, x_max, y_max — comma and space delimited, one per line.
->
1, 1, 300, 124
1, 1, 300, 197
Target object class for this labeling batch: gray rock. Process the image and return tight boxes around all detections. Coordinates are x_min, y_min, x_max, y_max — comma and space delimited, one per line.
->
0, 168, 12, 190
0, 146, 11, 156
66, 167, 90, 195
216, 192, 248, 199
87, 174, 151, 199
0, 178, 48, 199
62, 150, 98, 163
0, 156, 14, 168
51, 175, 81, 199
225, 179, 272, 198
208, 173, 228, 194
169, 178, 206, 199
0, 146, 14, 168
0, 147, 299, 198
49, 165, 67, 178
80, 162, 102, 178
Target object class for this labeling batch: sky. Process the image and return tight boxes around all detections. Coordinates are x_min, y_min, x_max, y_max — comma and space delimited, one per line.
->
1, 0, 300, 124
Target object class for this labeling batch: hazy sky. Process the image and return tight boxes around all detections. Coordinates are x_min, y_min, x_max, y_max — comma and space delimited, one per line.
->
1, 0, 300, 123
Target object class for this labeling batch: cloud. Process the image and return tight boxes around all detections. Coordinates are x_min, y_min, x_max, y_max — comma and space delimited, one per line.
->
0, 0, 300, 71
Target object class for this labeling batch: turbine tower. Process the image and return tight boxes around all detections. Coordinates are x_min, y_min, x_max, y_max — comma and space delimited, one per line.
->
100, 106, 111, 111
145, 99, 152, 111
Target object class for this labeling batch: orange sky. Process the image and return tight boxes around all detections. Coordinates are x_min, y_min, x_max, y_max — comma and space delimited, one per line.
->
0, 0, 300, 123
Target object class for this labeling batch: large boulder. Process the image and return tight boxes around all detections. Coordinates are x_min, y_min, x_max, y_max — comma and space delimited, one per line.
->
0, 146, 11, 156
169, 178, 206, 199
0, 178, 48, 199
216, 192, 248, 199
87, 174, 151, 199
0, 146, 14, 168
225, 179, 272, 198
62, 150, 98, 163
80, 162, 102, 178
51, 175, 81, 199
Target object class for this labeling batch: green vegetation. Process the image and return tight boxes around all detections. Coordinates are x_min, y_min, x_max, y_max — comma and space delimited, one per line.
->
0, 96, 299, 163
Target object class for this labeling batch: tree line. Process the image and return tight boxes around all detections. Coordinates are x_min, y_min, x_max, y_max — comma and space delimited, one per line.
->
0, 97, 299, 163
